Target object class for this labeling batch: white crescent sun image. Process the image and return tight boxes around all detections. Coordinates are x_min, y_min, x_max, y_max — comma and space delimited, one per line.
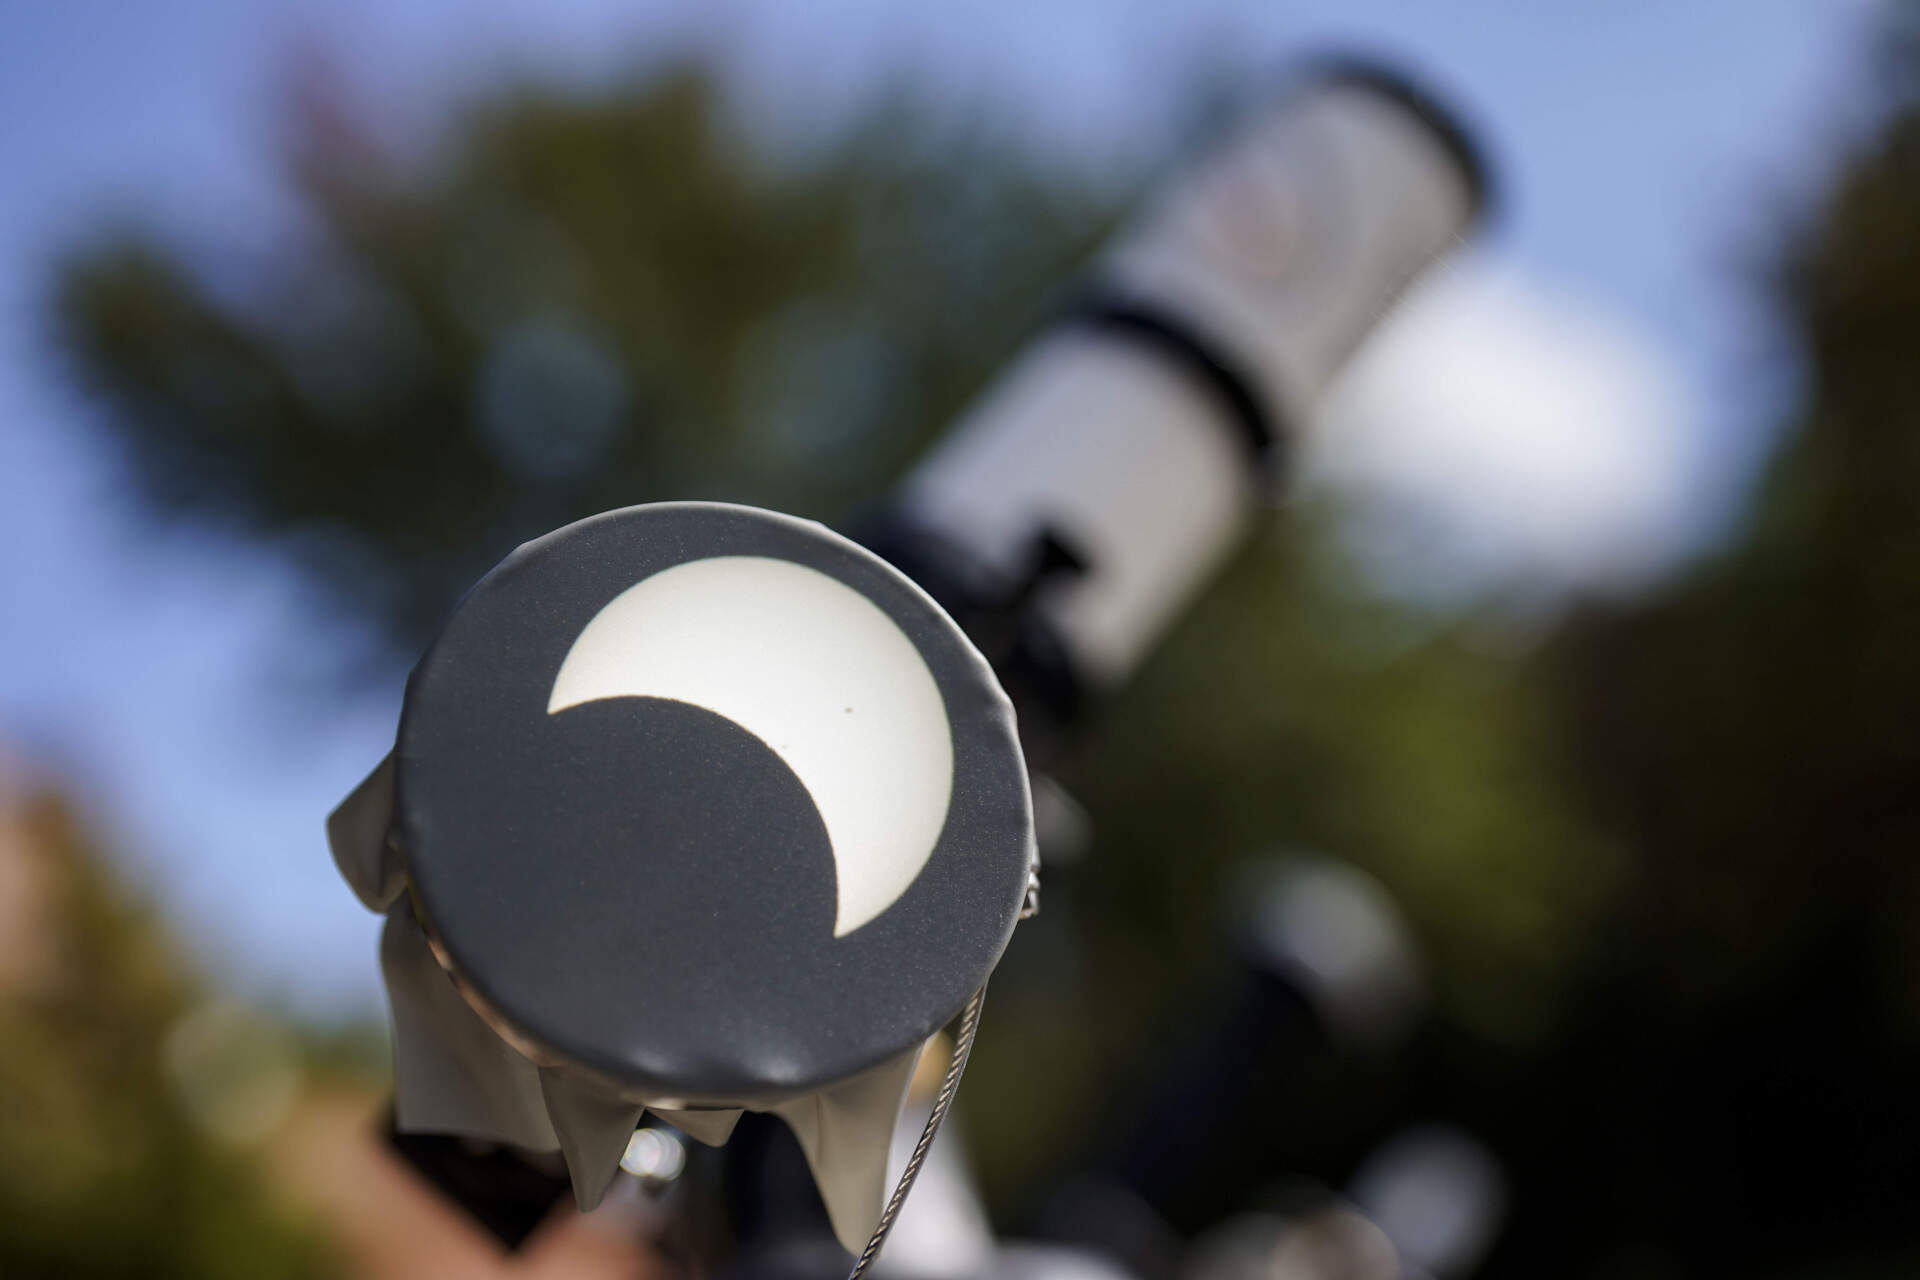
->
547, 555, 955, 936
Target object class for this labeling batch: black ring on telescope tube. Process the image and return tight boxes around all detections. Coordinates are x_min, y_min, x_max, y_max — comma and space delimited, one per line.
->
1068, 294, 1284, 479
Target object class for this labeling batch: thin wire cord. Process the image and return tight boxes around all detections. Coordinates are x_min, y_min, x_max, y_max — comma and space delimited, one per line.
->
844, 985, 987, 1280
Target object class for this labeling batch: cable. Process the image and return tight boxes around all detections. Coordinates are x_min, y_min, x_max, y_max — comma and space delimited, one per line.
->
844, 985, 987, 1280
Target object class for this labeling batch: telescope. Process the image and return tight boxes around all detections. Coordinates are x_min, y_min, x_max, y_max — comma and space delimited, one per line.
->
326, 58, 1488, 1275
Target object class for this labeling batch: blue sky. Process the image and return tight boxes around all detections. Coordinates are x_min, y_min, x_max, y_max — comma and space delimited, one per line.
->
0, 0, 1882, 1012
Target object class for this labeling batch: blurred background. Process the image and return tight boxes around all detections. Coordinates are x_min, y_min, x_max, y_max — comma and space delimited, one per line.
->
3, 0, 1918, 1275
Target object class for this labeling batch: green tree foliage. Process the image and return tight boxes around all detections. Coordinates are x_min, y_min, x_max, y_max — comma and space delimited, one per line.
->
60, 69, 1111, 650
1483, 41, 1920, 1275
0, 794, 334, 1277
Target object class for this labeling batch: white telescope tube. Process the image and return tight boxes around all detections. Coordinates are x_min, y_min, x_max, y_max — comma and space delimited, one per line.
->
898, 66, 1486, 687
